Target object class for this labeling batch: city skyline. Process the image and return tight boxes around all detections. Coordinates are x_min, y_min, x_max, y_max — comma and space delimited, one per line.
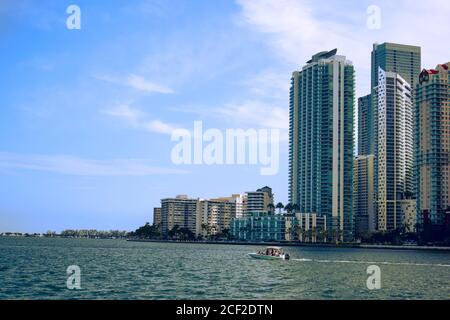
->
1, 0, 449, 233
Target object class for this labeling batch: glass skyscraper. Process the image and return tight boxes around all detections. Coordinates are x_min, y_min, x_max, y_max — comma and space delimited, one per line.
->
369, 43, 421, 159
370, 42, 421, 177
289, 49, 355, 241
358, 94, 373, 155
371, 43, 421, 92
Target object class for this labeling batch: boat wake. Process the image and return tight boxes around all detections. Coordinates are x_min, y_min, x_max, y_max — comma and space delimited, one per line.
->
292, 258, 450, 268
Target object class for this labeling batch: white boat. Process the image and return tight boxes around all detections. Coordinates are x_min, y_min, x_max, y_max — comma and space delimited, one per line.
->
248, 246, 290, 260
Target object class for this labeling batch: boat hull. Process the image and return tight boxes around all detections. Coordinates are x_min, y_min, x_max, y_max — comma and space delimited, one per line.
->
248, 253, 288, 260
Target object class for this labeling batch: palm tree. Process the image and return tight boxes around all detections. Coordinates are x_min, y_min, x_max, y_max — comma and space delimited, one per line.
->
321, 229, 329, 243
311, 227, 317, 243
210, 224, 218, 237
331, 229, 342, 244
292, 204, 299, 214
339, 229, 344, 243
316, 229, 323, 243
267, 203, 275, 214
286, 227, 292, 241
221, 228, 230, 240
304, 229, 311, 242
296, 226, 303, 242
169, 224, 180, 240
285, 203, 293, 215
201, 223, 208, 239
275, 202, 284, 215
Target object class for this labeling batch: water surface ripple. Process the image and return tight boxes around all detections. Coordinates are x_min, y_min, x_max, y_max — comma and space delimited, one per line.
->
0, 237, 449, 300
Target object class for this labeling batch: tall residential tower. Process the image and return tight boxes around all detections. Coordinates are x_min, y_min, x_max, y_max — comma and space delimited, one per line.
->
375, 68, 414, 231
370, 43, 420, 232
358, 94, 373, 156
289, 49, 355, 241
371, 43, 421, 92
416, 62, 450, 237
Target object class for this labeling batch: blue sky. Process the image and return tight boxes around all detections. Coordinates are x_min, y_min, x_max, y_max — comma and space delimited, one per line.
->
1, 0, 449, 232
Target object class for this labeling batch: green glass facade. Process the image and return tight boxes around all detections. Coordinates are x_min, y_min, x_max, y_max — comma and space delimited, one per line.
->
289, 49, 355, 241
230, 212, 327, 243
371, 43, 421, 91
230, 212, 293, 242
358, 94, 373, 156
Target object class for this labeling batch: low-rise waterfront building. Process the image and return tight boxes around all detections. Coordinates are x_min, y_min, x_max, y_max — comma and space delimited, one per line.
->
294, 213, 327, 243
230, 212, 327, 243
230, 212, 290, 242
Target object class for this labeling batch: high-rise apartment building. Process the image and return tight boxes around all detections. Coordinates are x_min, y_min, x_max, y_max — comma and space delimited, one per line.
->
375, 68, 414, 231
201, 194, 244, 236
369, 43, 421, 233
210, 194, 244, 218
416, 62, 450, 234
244, 186, 274, 214
289, 49, 355, 241
160, 195, 202, 237
160, 194, 245, 238
371, 43, 421, 91
153, 207, 161, 227
353, 155, 375, 236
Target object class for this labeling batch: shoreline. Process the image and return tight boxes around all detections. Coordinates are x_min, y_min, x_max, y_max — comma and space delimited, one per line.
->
2, 236, 449, 252
127, 239, 450, 252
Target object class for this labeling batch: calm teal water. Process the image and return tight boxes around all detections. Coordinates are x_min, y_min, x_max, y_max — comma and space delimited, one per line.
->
0, 237, 449, 300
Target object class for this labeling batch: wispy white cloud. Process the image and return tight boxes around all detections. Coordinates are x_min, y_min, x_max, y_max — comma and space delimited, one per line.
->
103, 104, 143, 123
103, 104, 183, 135
95, 74, 175, 94
0, 152, 188, 176
169, 100, 289, 141
240, 69, 290, 99
237, 0, 331, 64
220, 100, 288, 131
143, 120, 180, 135
236, 0, 450, 98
